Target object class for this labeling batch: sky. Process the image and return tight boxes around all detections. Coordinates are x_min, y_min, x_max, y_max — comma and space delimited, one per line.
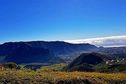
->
0, 0, 126, 44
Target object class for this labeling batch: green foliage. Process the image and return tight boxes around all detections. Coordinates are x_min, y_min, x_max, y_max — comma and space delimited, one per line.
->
94, 63, 126, 72
39, 63, 67, 71
4, 62, 18, 69
18, 64, 26, 69
94, 64, 110, 72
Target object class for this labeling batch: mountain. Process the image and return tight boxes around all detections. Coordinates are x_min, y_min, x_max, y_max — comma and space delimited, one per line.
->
67, 52, 126, 72
0, 41, 98, 64
67, 52, 107, 71
99, 47, 126, 59
23, 41, 98, 60
0, 42, 65, 64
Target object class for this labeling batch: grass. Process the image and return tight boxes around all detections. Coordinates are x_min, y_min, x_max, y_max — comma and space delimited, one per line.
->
0, 70, 126, 84
40, 63, 67, 71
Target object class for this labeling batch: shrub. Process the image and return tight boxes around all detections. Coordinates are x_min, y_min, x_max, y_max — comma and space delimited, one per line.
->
4, 62, 18, 69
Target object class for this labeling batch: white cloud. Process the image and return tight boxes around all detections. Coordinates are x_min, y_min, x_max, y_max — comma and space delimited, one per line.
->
64, 35, 126, 47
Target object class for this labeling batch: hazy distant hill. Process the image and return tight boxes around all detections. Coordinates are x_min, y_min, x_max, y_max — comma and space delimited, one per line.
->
0, 41, 98, 64
99, 47, 126, 59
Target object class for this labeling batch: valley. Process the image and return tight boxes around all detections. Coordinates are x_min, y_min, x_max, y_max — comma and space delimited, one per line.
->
0, 41, 126, 84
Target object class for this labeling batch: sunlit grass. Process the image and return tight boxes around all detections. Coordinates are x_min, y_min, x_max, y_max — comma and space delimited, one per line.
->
0, 70, 126, 84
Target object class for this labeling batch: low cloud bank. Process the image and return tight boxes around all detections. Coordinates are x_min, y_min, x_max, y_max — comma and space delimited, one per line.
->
64, 35, 126, 47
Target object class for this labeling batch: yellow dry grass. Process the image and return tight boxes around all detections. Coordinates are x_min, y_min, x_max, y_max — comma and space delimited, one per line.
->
0, 70, 126, 84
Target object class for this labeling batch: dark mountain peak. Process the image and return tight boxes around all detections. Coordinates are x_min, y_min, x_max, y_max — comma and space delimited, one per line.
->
68, 52, 105, 68
1, 42, 32, 48
2, 40, 96, 46
67, 52, 106, 71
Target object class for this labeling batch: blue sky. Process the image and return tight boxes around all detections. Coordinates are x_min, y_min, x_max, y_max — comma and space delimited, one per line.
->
0, 0, 126, 43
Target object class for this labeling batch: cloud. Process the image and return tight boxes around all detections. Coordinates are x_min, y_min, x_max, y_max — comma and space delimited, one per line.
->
64, 35, 126, 47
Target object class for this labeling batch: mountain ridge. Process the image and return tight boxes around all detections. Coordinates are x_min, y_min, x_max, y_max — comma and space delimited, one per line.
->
0, 41, 98, 64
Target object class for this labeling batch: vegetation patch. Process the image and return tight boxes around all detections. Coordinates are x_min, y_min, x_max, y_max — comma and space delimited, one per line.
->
0, 70, 126, 84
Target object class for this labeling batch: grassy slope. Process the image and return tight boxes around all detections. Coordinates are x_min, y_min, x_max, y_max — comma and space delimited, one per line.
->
0, 70, 126, 84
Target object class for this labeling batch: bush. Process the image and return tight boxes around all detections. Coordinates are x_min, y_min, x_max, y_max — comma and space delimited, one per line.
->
94, 64, 126, 72
4, 62, 18, 69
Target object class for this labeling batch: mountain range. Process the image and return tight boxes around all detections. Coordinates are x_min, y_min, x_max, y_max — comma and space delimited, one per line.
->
0, 41, 97, 64
0, 41, 126, 64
